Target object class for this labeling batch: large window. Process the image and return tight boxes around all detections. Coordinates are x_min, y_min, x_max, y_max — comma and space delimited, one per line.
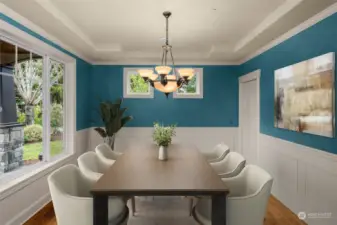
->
0, 37, 67, 176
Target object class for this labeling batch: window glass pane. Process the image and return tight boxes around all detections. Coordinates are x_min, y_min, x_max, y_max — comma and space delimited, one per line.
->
178, 75, 197, 94
17, 49, 44, 165
129, 74, 149, 93
0, 40, 45, 176
0, 40, 28, 174
49, 59, 64, 157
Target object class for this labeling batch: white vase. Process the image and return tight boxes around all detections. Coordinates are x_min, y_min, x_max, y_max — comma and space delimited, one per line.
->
158, 146, 168, 161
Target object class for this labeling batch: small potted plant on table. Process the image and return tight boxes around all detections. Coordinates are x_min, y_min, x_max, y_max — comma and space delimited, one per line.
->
152, 122, 176, 161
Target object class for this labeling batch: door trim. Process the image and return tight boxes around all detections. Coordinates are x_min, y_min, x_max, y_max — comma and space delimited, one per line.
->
238, 70, 261, 164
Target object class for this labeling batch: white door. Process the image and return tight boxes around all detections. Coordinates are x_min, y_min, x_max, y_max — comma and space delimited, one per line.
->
239, 71, 259, 165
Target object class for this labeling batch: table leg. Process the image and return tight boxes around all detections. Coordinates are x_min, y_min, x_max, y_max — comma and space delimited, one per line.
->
93, 195, 108, 225
131, 196, 136, 215
212, 194, 226, 225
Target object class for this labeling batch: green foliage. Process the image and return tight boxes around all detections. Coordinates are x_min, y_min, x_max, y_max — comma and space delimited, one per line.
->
130, 74, 149, 93
24, 124, 43, 143
152, 122, 176, 146
178, 75, 197, 93
34, 105, 43, 125
95, 98, 133, 138
51, 104, 63, 135
17, 112, 26, 124
23, 140, 62, 160
14, 58, 64, 125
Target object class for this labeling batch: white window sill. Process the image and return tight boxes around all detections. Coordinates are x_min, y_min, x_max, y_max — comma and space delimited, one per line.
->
0, 153, 75, 201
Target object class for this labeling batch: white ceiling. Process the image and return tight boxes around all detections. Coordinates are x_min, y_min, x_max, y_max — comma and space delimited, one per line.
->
1, 0, 337, 64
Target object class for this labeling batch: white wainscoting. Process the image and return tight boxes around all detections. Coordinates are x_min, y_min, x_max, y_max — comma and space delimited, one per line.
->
0, 128, 90, 225
256, 134, 337, 225
89, 127, 238, 154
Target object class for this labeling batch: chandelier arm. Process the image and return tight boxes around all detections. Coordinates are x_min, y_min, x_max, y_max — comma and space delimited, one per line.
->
161, 48, 165, 66
165, 49, 169, 66
169, 48, 178, 79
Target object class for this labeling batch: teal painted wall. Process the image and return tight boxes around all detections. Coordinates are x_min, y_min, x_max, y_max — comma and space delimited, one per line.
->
239, 12, 337, 154
0, 13, 92, 130
2, 10, 337, 154
90, 65, 239, 127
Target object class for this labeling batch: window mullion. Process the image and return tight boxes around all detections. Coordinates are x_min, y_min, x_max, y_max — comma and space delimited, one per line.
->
42, 56, 51, 162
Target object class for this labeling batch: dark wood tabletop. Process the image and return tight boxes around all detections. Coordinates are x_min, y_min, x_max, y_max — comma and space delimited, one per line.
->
91, 143, 229, 196
91, 143, 229, 225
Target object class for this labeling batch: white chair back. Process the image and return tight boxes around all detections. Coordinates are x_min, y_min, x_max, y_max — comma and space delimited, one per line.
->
48, 165, 128, 225
77, 152, 109, 181
95, 143, 122, 161
203, 143, 230, 163
193, 165, 273, 225
210, 152, 246, 178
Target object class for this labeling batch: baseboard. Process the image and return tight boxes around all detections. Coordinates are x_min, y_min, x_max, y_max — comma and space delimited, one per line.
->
5, 193, 51, 225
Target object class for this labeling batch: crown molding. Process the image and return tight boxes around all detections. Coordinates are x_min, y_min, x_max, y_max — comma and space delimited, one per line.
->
235, 0, 304, 52
238, 2, 337, 64
0, 3, 93, 63
34, 0, 96, 49
92, 60, 240, 66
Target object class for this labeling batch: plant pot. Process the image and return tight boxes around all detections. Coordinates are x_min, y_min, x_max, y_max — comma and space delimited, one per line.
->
104, 134, 116, 150
158, 146, 168, 161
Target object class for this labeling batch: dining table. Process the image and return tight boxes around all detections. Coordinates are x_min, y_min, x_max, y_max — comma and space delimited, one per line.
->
91, 143, 229, 225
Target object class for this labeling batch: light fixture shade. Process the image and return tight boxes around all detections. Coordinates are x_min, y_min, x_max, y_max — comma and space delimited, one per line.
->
166, 75, 176, 80
155, 66, 172, 75
149, 74, 158, 81
154, 81, 179, 93
138, 69, 153, 78
178, 68, 194, 78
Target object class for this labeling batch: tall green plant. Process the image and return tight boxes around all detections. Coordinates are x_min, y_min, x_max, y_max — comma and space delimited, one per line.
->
94, 98, 133, 149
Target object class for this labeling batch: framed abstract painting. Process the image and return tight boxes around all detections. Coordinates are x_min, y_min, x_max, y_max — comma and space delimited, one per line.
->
274, 52, 335, 138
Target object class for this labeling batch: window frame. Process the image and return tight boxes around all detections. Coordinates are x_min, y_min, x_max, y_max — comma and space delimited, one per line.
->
173, 68, 204, 99
123, 67, 154, 99
0, 20, 76, 198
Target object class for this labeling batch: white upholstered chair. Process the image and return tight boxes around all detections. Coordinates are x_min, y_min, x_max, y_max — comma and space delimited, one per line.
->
48, 164, 128, 225
77, 151, 114, 181
77, 152, 137, 215
210, 152, 246, 178
193, 165, 273, 225
95, 143, 123, 164
202, 143, 230, 163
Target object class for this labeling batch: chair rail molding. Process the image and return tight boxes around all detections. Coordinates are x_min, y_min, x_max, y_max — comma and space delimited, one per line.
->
89, 127, 239, 154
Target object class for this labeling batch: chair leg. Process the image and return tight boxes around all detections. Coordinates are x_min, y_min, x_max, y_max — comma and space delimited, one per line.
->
131, 197, 136, 216
189, 198, 194, 216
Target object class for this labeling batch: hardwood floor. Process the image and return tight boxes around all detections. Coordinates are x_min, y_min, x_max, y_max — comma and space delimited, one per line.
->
24, 196, 306, 225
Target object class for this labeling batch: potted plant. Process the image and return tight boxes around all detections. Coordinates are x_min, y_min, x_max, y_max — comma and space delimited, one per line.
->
94, 98, 133, 150
152, 122, 176, 160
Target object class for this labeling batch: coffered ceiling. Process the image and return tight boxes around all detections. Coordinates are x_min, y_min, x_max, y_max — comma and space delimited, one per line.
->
1, 0, 337, 64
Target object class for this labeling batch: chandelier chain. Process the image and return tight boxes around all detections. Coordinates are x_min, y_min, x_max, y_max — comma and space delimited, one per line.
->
166, 15, 169, 45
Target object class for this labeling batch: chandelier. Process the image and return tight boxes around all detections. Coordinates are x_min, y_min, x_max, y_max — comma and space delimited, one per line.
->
138, 11, 195, 98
